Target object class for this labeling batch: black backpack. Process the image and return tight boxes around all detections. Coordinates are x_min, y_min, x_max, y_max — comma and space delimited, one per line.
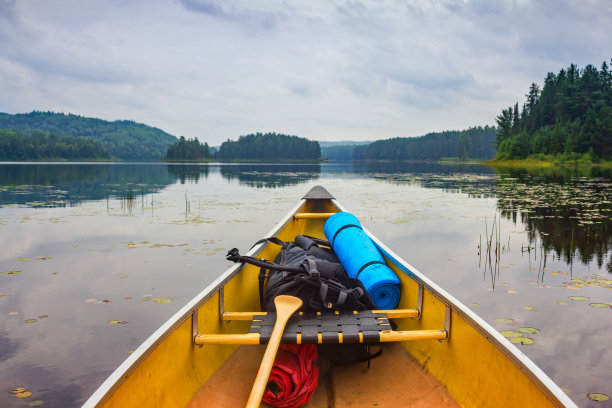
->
226, 235, 384, 367
226, 235, 377, 313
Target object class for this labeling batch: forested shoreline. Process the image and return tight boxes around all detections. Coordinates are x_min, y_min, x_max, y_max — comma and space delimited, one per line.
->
495, 60, 612, 163
164, 136, 211, 161
215, 132, 321, 161
353, 126, 496, 161
0, 129, 112, 161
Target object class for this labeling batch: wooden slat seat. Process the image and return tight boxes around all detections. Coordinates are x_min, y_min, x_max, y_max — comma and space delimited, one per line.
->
194, 309, 447, 346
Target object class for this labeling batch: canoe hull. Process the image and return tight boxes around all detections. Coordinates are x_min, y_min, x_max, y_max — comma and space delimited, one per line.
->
83, 187, 576, 408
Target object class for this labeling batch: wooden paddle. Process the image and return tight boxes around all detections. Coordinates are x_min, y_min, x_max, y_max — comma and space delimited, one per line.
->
245, 295, 303, 408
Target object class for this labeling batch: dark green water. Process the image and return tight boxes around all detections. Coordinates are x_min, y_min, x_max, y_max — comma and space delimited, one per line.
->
0, 162, 611, 407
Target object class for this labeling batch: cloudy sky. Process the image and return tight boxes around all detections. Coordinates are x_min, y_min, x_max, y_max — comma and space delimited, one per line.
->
0, 0, 610, 144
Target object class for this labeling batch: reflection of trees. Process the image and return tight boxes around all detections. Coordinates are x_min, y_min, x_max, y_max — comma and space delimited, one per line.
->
220, 164, 320, 188
494, 167, 612, 270
166, 164, 210, 184
351, 161, 497, 195
0, 164, 174, 207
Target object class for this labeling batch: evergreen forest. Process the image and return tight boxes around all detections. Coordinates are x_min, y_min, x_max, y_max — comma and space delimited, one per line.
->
0, 111, 177, 160
354, 126, 497, 161
495, 60, 612, 161
215, 132, 320, 161
165, 136, 211, 160
0, 129, 111, 161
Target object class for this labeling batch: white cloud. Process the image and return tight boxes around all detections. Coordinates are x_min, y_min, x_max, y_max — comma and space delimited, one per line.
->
0, 0, 610, 144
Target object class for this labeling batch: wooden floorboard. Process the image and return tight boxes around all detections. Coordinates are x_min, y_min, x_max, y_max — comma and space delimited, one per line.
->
187, 343, 459, 408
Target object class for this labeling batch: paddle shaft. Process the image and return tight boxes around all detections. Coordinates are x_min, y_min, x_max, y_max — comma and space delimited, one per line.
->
245, 295, 303, 408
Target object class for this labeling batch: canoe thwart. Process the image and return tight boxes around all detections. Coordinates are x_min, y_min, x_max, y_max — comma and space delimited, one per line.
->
221, 308, 419, 321
196, 309, 447, 346
194, 329, 447, 345
293, 212, 336, 219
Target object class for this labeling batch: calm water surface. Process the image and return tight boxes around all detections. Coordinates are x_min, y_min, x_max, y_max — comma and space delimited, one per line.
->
1, 162, 611, 407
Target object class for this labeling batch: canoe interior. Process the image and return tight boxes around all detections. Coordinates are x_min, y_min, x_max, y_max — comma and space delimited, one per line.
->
93, 194, 571, 408
186, 343, 459, 407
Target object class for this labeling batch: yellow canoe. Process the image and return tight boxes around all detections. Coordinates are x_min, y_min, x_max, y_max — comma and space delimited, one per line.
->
83, 186, 576, 408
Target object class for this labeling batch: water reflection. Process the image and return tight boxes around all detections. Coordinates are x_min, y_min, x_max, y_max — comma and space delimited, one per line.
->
350, 161, 497, 195
166, 164, 210, 184
494, 168, 612, 271
0, 163, 174, 207
220, 164, 320, 188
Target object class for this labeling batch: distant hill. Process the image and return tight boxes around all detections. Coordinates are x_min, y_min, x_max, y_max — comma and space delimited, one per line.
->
318, 140, 372, 160
0, 111, 177, 160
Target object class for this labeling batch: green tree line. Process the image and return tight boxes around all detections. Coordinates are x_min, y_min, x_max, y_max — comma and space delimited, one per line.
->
0, 111, 177, 160
215, 132, 320, 160
495, 60, 612, 160
354, 126, 496, 160
0, 129, 111, 160
165, 136, 211, 160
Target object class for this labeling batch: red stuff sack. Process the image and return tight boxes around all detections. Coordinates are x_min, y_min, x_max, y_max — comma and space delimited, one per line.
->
262, 344, 319, 408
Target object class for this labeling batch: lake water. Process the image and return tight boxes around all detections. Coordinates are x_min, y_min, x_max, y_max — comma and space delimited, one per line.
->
1, 161, 611, 407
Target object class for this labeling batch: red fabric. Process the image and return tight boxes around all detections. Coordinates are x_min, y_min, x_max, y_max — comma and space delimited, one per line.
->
262, 344, 319, 408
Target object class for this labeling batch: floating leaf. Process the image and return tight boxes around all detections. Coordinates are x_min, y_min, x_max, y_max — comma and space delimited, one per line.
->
587, 393, 610, 402
569, 296, 590, 301
557, 301, 568, 305
496, 318, 515, 324
589, 303, 612, 309
500, 330, 522, 338
16, 258, 29, 261
523, 306, 539, 311
519, 327, 541, 334
35, 257, 53, 261
85, 298, 98, 303
1, 271, 22, 276
469, 302, 479, 307
24, 319, 38, 323
510, 337, 534, 345
124, 297, 133, 300
28, 400, 44, 406
109, 320, 128, 324
38, 315, 48, 319
16, 390, 32, 398
102, 299, 112, 303
505, 290, 518, 294
10, 387, 26, 394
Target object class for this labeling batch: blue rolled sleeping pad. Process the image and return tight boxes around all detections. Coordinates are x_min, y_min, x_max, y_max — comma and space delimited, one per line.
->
324, 212, 401, 309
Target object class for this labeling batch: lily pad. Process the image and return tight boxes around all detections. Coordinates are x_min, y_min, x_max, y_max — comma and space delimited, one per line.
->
569, 296, 590, 301
510, 337, 534, 345
1, 271, 22, 276
500, 330, 522, 338
518, 327, 541, 334
589, 303, 612, 309
587, 393, 610, 401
